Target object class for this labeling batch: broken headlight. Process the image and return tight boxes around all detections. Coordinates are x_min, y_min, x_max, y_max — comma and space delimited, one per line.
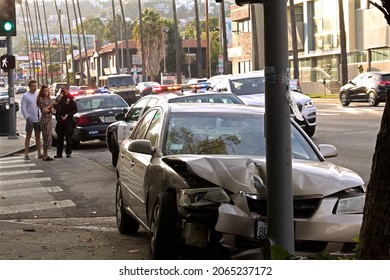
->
334, 193, 365, 214
179, 187, 230, 208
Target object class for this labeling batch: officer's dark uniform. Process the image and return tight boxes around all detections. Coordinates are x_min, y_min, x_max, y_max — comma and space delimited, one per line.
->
55, 92, 77, 157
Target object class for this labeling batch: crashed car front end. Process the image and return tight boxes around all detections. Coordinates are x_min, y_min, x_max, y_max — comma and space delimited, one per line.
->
164, 156, 365, 258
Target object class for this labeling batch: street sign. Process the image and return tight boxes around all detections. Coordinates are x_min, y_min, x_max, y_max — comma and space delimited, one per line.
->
1, 54, 15, 71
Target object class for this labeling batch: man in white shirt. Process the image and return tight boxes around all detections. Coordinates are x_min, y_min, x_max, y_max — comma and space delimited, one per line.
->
20, 79, 42, 160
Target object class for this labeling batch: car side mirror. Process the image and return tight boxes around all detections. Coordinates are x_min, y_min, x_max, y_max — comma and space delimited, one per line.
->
115, 112, 125, 121
128, 139, 155, 155
318, 144, 338, 158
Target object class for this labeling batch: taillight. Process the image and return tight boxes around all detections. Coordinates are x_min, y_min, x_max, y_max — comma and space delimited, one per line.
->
76, 115, 89, 125
379, 80, 390, 85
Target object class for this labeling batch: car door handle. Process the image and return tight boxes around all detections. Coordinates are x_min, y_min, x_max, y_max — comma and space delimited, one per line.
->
130, 160, 135, 168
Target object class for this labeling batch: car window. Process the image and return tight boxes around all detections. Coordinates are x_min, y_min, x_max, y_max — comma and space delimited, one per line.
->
229, 77, 265, 95
131, 109, 159, 140
145, 109, 162, 146
144, 98, 159, 113
125, 98, 149, 121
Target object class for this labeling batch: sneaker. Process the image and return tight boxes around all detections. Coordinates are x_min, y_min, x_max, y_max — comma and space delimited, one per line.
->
24, 155, 30, 160
66, 154, 71, 158
54, 155, 63, 159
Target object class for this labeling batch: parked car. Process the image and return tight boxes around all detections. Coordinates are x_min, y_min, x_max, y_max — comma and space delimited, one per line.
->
52, 94, 129, 148
116, 103, 365, 259
50, 82, 68, 96
69, 85, 94, 96
14, 83, 28, 94
135, 82, 160, 97
339, 71, 390, 106
106, 89, 244, 166
210, 71, 317, 137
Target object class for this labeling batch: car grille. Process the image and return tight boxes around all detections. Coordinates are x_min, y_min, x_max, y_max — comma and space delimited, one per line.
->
246, 197, 321, 219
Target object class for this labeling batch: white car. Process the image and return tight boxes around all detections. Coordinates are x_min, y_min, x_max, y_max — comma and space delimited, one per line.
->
210, 71, 317, 137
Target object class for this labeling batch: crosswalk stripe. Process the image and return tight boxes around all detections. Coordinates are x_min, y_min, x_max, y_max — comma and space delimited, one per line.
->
0, 156, 24, 162
0, 163, 36, 169
0, 159, 32, 164
0, 177, 52, 186
0, 186, 63, 197
0, 200, 76, 215
0, 169, 44, 176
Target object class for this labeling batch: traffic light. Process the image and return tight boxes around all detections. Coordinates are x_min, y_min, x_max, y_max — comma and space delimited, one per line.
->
1, 54, 15, 71
0, 0, 17, 36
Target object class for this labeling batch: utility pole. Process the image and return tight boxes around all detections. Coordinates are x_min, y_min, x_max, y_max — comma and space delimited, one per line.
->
205, 0, 210, 78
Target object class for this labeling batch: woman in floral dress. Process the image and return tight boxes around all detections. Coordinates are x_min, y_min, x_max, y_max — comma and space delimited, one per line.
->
37, 85, 55, 161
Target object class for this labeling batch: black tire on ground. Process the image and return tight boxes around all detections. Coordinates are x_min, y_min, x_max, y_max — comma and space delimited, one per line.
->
149, 192, 179, 260
340, 92, 350, 106
368, 92, 379, 106
111, 135, 119, 167
115, 180, 140, 234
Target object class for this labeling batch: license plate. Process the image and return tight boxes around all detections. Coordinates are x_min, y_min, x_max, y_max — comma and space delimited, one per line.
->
255, 219, 267, 239
89, 131, 98, 135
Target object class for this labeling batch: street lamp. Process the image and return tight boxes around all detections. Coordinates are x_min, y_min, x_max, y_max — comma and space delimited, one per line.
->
162, 27, 169, 74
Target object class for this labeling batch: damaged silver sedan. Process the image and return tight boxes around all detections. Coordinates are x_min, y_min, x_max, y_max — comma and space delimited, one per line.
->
116, 103, 365, 259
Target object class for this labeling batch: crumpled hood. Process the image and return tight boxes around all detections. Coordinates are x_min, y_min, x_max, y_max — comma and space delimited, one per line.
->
164, 155, 364, 197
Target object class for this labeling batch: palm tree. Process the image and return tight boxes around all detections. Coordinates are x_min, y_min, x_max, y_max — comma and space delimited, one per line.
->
172, 0, 182, 83
34, 0, 48, 84
194, 0, 202, 78
119, 0, 131, 73
111, 0, 120, 75
72, 0, 84, 85
16, 0, 32, 80
53, 1, 69, 84
65, 0, 76, 84
25, 0, 37, 81
219, 1, 229, 74
138, 0, 146, 81
133, 8, 165, 80
42, 0, 54, 84
76, 0, 91, 86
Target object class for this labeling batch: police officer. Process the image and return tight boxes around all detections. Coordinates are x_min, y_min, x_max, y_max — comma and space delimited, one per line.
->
54, 84, 77, 158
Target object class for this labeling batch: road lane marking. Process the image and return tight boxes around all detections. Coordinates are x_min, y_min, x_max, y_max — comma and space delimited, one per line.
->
0, 159, 33, 164
0, 200, 76, 215
0, 163, 36, 169
0, 169, 44, 176
0, 177, 52, 186
0, 156, 24, 162
0, 186, 63, 197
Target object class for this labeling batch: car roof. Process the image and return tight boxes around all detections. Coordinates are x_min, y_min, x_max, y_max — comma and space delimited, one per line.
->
162, 102, 264, 114
75, 93, 121, 100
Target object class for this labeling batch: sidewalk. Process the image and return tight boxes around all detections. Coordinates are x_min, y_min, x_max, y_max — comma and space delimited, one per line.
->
0, 134, 35, 158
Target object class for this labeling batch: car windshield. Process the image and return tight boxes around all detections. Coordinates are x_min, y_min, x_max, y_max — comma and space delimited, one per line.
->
0, 91, 8, 97
164, 111, 320, 160
107, 76, 134, 87
229, 77, 265, 95
76, 96, 128, 112
169, 94, 243, 104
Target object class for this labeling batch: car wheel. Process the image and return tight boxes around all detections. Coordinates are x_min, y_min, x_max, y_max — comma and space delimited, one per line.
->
111, 135, 119, 167
116, 179, 140, 234
149, 192, 179, 260
368, 92, 379, 106
304, 126, 316, 138
340, 92, 350, 106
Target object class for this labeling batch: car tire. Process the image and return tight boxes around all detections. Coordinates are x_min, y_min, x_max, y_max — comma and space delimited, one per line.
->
111, 135, 119, 167
368, 92, 379, 106
340, 92, 350, 106
149, 192, 179, 260
304, 126, 316, 138
116, 179, 140, 234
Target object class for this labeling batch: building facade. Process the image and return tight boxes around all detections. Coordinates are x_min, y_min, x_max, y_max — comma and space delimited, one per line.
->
229, 0, 390, 94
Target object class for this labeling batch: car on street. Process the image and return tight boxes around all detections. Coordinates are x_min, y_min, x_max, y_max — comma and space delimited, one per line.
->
52, 94, 129, 148
50, 82, 68, 96
339, 71, 390, 106
14, 83, 28, 94
210, 71, 317, 137
106, 88, 244, 166
135, 82, 160, 97
116, 103, 365, 259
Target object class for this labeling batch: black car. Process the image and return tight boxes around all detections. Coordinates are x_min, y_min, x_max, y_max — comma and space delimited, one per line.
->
339, 71, 390, 106
52, 94, 129, 147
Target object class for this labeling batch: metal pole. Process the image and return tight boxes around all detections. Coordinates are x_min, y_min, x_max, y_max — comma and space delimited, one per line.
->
205, 0, 210, 78
264, 0, 295, 254
188, 41, 191, 78
7, 36, 17, 139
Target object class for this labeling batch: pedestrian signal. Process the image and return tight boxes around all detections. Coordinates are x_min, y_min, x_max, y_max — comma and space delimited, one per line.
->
1, 54, 15, 71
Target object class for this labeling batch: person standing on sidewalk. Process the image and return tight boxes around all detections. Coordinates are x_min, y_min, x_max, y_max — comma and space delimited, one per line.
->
20, 79, 42, 160
54, 84, 77, 158
37, 85, 56, 161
